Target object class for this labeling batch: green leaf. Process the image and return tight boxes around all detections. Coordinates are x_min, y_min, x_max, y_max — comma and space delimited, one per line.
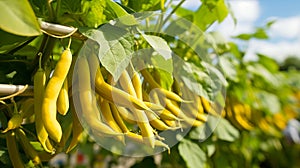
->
253, 28, 269, 39
181, 75, 208, 99
165, 17, 193, 36
61, 0, 82, 14
247, 63, 279, 87
0, 0, 41, 36
0, 151, 4, 159
257, 54, 279, 73
151, 54, 173, 90
81, 24, 134, 80
209, 116, 239, 142
178, 139, 207, 168
189, 125, 206, 142
210, 0, 229, 22
30, 141, 44, 152
234, 33, 251, 40
151, 69, 173, 91
175, 6, 194, 22
254, 91, 281, 114
201, 61, 228, 87
206, 143, 216, 157
189, 116, 239, 142
234, 28, 269, 40
194, 0, 228, 31
127, 0, 161, 11
151, 54, 173, 73
14, 45, 39, 58
0, 150, 10, 166
29, 0, 48, 18
286, 71, 300, 89
175, 61, 210, 100
265, 19, 276, 28
81, 0, 106, 28
141, 33, 172, 60
228, 42, 242, 59
213, 153, 232, 168
194, 5, 215, 31
219, 56, 238, 82
0, 30, 29, 53
105, 0, 137, 26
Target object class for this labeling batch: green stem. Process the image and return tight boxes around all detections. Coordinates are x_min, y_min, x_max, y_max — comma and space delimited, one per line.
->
0, 110, 8, 131
55, 0, 62, 21
161, 0, 185, 28
47, 0, 55, 21
30, 36, 56, 76
156, 13, 165, 33
153, 0, 172, 34
8, 37, 36, 55
41, 37, 56, 69
20, 126, 39, 141
30, 35, 47, 72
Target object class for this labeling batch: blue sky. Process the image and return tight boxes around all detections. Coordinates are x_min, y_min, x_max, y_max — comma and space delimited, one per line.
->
180, 0, 300, 62
259, 0, 300, 19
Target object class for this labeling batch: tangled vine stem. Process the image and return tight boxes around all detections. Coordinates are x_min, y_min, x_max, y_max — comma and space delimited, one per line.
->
40, 21, 87, 41
0, 84, 33, 97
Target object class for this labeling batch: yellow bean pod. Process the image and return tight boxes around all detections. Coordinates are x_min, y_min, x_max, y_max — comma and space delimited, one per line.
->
110, 103, 129, 133
20, 98, 34, 119
99, 98, 125, 144
147, 91, 181, 121
232, 103, 254, 130
2, 113, 23, 133
77, 56, 123, 136
119, 70, 137, 97
132, 70, 143, 100
147, 112, 180, 131
200, 97, 220, 116
16, 129, 41, 165
57, 119, 73, 153
57, 79, 69, 115
140, 69, 188, 102
66, 94, 84, 153
34, 66, 54, 153
126, 132, 170, 154
118, 70, 156, 148
119, 70, 159, 118
116, 106, 136, 124
6, 131, 25, 168
42, 48, 72, 142
94, 68, 151, 111
130, 107, 156, 148
164, 99, 204, 127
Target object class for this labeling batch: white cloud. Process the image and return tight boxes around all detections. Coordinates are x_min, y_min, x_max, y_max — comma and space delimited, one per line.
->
210, 0, 260, 38
243, 15, 300, 62
178, 0, 261, 37
229, 0, 260, 23
270, 16, 300, 39
174, 0, 300, 62
211, 1, 300, 62
213, 17, 256, 39
244, 39, 300, 62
